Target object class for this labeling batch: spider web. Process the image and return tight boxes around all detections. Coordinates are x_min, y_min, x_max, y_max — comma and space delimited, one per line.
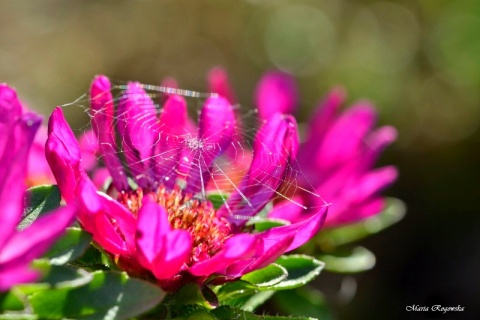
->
60, 80, 328, 222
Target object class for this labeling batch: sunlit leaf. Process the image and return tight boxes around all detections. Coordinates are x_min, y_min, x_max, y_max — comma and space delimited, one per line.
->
18, 185, 61, 230
44, 227, 92, 265
318, 246, 375, 273
28, 271, 164, 320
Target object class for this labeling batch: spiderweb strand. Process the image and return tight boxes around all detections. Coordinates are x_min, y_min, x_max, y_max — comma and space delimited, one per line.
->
60, 80, 328, 222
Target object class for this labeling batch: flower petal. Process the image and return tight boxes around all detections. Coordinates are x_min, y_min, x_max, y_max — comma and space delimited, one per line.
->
117, 82, 158, 188
136, 198, 192, 279
189, 234, 259, 277
90, 75, 129, 191
0, 205, 75, 267
0, 264, 39, 292
151, 230, 191, 279
218, 113, 299, 224
256, 206, 328, 252
225, 234, 294, 277
154, 95, 189, 187
255, 71, 298, 119
207, 67, 237, 104
184, 97, 236, 194
0, 108, 42, 249
136, 198, 171, 266
315, 103, 377, 172
46, 107, 84, 203
76, 178, 130, 255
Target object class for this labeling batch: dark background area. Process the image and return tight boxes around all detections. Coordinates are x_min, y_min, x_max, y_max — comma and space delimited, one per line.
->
2, 0, 479, 318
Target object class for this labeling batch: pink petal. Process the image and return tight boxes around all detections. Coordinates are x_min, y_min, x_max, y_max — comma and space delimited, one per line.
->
255, 71, 298, 120
315, 103, 377, 172
218, 113, 299, 224
76, 178, 129, 255
184, 97, 236, 194
117, 82, 158, 188
90, 75, 129, 191
344, 166, 398, 205
46, 107, 83, 203
225, 234, 294, 277
0, 205, 75, 267
207, 67, 237, 104
27, 125, 56, 185
151, 230, 191, 279
189, 234, 259, 277
136, 199, 171, 266
153, 95, 189, 187
0, 264, 39, 292
363, 125, 398, 168
267, 197, 305, 223
79, 128, 99, 171
257, 206, 328, 252
0, 110, 42, 249
135, 199, 192, 279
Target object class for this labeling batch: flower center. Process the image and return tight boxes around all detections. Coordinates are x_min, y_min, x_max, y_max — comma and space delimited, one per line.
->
117, 185, 231, 264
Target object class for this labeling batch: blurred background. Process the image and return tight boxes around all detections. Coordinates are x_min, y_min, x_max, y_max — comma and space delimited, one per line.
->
1, 0, 479, 318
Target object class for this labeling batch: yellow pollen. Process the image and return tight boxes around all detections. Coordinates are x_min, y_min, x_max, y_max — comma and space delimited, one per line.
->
117, 185, 231, 264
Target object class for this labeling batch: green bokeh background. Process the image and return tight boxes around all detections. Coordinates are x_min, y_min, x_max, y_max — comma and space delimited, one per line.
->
2, 0, 479, 318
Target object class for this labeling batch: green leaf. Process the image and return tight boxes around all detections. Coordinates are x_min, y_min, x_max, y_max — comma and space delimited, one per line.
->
246, 218, 290, 232
44, 227, 92, 265
17, 263, 93, 295
238, 290, 275, 312
18, 185, 61, 231
206, 193, 229, 210
241, 264, 288, 288
211, 305, 317, 320
70, 245, 116, 271
273, 287, 334, 320
318, 246, 375, 273
316, 198, 405, 249
28, 271, 165, 320
270, 255, 324, 290
0, 290, 26, 312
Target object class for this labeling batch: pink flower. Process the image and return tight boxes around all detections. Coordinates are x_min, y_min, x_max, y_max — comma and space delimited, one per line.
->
0, 84, 76, 291
45, 75, 327, 291
209, 69, 398, 228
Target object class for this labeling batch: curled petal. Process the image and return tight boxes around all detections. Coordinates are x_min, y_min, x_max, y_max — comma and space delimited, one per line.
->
207, 67, 237, 104
117, 82, 158, 188
154, 95, 188, 187
136, 199, 191, 279
363, 126, 398, 168
90, 75, 129, 191
185, 97, 236, 194
219, 113, 299, 224
225, 234, 294, 277
257, 206, 328, 252
151, 230, 191, 279
136, 199, 172, 266
46, 107, 84, 203
77, 178, 130, 255
189, 234, 259, 277
255, 71, 298, 119
315, 103, 377, 171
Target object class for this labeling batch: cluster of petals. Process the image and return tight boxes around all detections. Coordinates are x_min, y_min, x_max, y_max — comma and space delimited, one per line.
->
208, 68, 398, 228
45, 75, 327, 290
0, 84, 75, 291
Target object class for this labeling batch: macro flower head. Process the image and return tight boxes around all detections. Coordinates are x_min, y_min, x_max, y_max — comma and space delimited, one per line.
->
46, 75, 327, 291
209, 68, 398, 228
0, 84, 75, 291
